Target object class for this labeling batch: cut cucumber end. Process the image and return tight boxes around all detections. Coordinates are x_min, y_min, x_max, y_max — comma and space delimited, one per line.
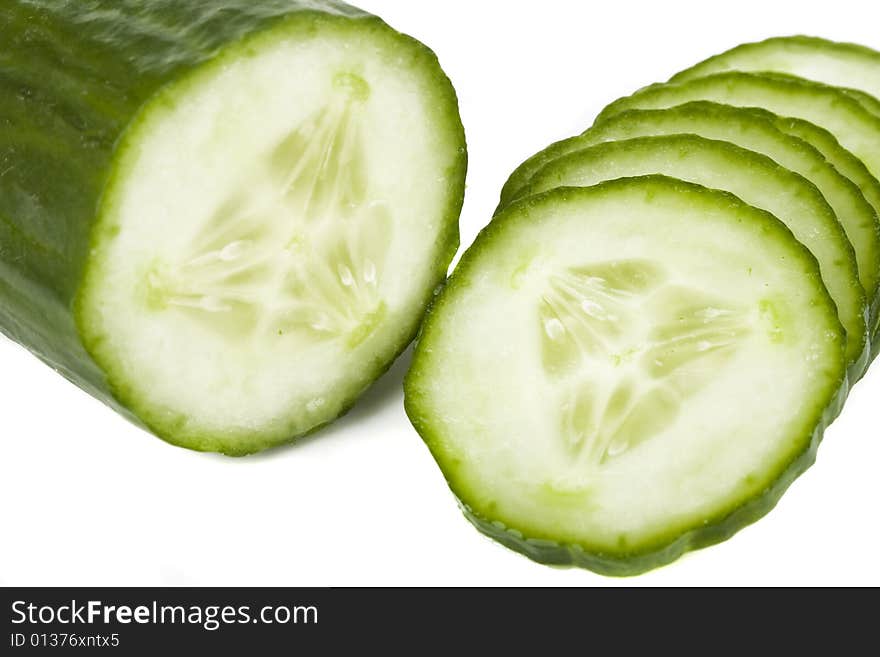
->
406, 177, 847, 575
75, 14, 465, 454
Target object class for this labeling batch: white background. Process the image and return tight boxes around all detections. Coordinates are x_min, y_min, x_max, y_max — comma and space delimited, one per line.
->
2, 0, 879, 586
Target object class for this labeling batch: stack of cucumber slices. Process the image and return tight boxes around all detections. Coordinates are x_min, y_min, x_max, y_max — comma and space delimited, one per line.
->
406, 36, 880, 575
2, 4, 876, 577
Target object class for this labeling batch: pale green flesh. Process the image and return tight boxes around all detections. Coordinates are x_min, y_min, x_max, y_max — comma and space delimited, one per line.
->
142, 73, 390, 347
539, 262, 749, 463
144, 74, 375, 332
406, 178, 846, 573
670, 36, 880, 117
521, 135, 867, 375
597, 73, 880, 203
505, 102, 880, 331
77, 20, 464, 453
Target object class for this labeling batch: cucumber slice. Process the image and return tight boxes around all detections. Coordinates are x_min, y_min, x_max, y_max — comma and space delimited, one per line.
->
773, 117, 880, 231
405, 177, 847, 575
502, 102, 880, 255
670, 36, 880, 113
501, 102, 880, 336
0, 1, 466, 454
596, 72, 880, 195
774, 116, 880, 345
520, 135, 867, 376
844, 88, 880, 119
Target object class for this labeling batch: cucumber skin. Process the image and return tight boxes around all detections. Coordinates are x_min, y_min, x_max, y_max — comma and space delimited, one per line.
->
0, 1, 466, 454
670, 35, 880, 111
406, 177, 848, 576
595, 72, 880, 184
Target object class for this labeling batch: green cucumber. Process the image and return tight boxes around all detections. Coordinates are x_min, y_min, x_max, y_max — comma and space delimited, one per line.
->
0, 1, 466, 454
670, 35, 880, 114
518, 135, 867, 377
405, 176, 847, 575
596, 72, 880, 200
500, 102, 880, 337
501, 103, 880, 256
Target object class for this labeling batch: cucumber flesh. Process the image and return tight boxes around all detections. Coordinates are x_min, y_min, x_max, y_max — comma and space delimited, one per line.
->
405, 177, 847, 575
521, 135, 867, 377
596, 73, 880, 201
0, 2, 466, 454
503, 102, 880, 337
670, 35, 880, 115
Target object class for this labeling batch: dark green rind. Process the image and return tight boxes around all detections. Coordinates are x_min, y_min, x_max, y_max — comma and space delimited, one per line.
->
406, 177, 848, 576
0, 1, 466, 455
669, 35, 880, 116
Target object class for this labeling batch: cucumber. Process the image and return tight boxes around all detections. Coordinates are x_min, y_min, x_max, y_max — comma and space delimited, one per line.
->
502, 102, 880, 251
519, 135, 867, 377
405, 177, 847, 575
670, 36, 880, 114
501, 102, 880, 336
0, 1, 466, 454
596, 72, 880, 197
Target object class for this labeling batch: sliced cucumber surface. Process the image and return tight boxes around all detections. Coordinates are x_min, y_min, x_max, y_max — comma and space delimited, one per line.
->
503, 107, 880, 248
502, 102, 880, 332
406, 177, 847, 575
596, 73, 880, 194
670, 35, 880, 114
521, 135, 867, 376
0, 2, 466, 454
773, 116, 880, 229
593, 73, 880, 255
499, 136, 588, 211
845, 88, 880, 119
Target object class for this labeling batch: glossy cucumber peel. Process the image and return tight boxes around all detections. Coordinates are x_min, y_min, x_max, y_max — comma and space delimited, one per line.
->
520, 135, 868, 378
670, 35, 880, 115
499, 102, 880, 338
0, 1, 466, 454
405, 177, 847, 576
